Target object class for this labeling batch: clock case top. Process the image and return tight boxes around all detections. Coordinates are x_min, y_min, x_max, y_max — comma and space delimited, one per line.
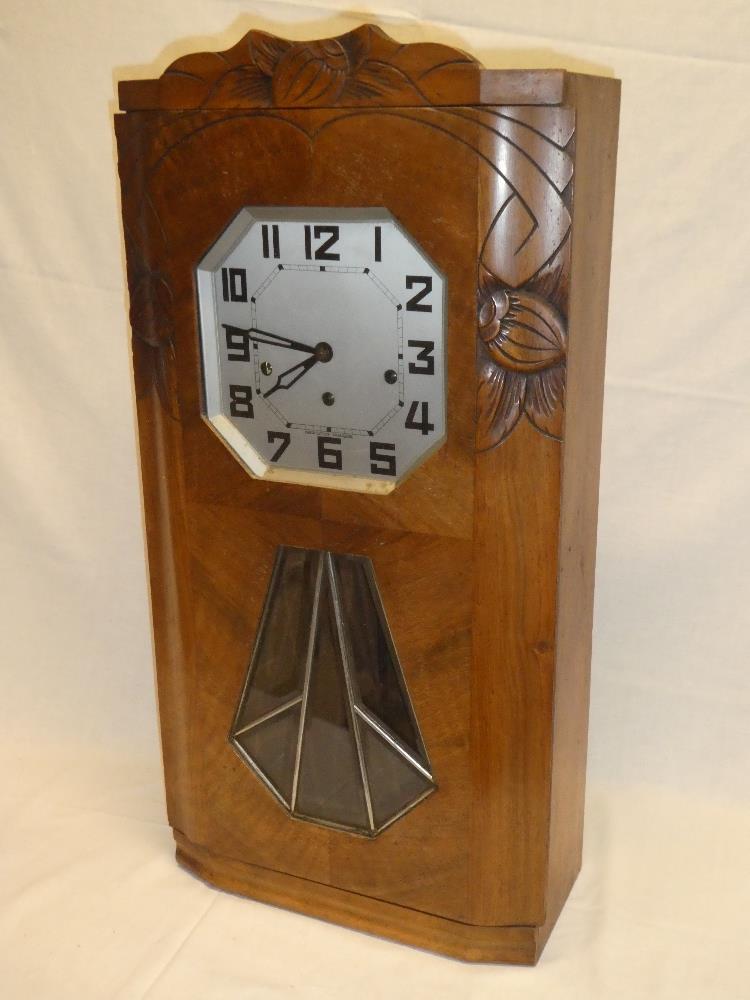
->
117, 23, 566, 111
115, 24, 620, 964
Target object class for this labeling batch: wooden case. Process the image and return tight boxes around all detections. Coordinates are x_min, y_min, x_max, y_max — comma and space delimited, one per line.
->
114, 24, 620, 963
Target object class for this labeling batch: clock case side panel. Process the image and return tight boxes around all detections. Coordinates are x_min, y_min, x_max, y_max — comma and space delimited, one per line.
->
470, 95, 573, 928
472, 74, 619, 940
541, 73, 620, 947
114, 111, 198, 838
469, 74, 619, 943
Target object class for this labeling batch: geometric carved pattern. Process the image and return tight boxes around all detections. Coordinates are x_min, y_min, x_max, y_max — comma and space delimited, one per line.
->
475, 106, 574, 449
230, 547, 435, 837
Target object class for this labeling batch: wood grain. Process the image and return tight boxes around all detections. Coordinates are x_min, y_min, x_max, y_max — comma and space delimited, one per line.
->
175, 829, 544, 964
544, 71, 621, 930
115, 24, 619, 963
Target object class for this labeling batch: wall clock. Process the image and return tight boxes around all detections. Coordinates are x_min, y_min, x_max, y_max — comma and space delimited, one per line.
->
115, 23, 619, 963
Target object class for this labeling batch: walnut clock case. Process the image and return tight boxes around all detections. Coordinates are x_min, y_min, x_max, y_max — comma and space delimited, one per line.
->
115, 25, 619, 964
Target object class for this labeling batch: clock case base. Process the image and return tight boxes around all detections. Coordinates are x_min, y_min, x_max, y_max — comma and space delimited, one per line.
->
175, 830, 568, 965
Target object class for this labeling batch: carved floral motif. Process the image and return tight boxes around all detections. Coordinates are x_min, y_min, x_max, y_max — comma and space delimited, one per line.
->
477, 269, 566, 447
219, 30, 418, 107
474, 105, 574, 449
154, 24, 477, 109
478, 273, 566, 373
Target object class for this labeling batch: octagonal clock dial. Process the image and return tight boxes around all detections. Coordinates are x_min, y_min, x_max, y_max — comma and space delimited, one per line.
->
196, 208, 446, 493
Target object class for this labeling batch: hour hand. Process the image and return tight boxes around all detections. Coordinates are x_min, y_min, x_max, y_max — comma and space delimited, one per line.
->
263, 355, 318, 398
222, 324, 316, 354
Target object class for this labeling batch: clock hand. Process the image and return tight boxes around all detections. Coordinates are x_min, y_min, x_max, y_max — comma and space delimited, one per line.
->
222, 324, 317, 354
263, 355, 319, 398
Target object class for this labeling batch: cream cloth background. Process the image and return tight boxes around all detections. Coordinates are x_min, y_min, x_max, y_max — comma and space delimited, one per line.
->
1, 1, 749, 997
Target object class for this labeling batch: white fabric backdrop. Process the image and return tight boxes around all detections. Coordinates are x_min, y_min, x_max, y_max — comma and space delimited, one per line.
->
1, 1, 749, 997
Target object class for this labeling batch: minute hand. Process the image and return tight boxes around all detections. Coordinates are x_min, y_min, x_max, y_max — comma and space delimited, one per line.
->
222, 324, 316, 354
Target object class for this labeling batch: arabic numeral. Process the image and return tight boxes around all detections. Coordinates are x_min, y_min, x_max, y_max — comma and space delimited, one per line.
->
229, 384, 254, 418
304, 225, 340, 261
404, 401, 434, 436
317, 436, 342, 470
407, 340, 435, 375
224, 325, 252, 361
405, 276, 432, 312
267, 430, 291, 461
370, 441, 396, 476
261, 224, 280, 259
221, 267, 247, 302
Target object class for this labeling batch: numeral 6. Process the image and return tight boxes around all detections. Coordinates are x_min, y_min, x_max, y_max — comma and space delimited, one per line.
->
317, 436, 343, 470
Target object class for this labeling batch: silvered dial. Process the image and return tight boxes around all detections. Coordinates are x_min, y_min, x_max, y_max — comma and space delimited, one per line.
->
197, 208, 446, 493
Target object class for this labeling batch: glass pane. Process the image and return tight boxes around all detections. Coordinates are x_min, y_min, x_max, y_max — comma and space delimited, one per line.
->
334, 553, 427, 765
294, 566, 370, 832
230, 545, 434, 836
358, 716, 434, 830
235, 546, 318, 727
234, 702, 301, 808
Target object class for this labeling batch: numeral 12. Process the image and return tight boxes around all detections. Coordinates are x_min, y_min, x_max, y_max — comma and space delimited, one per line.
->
304, 225, 340, 261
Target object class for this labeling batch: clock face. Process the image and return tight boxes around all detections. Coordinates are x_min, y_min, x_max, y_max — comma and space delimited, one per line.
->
196, 208, 446, 493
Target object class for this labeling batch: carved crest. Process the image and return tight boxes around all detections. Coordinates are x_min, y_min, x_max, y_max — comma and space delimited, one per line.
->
119, 24, 479, 110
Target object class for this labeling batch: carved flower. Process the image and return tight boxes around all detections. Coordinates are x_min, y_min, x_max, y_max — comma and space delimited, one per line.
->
477, 268, 567, 449
210, 26, 419, 107
478, 273, 565, 373
272, 40, 350, 105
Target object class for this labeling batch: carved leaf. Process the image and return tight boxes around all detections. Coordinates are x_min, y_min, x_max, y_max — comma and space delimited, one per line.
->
346, 61, 419, 101
213, 66, 272, 105
524, 365, 565, 439
337, 25, 370, 72
248, 31, 292, 76
476, 359, 526, 451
